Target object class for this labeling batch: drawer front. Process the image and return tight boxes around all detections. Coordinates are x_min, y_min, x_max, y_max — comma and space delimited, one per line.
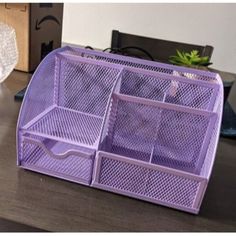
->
20, 136, 95, 185
93, 152, 207, 214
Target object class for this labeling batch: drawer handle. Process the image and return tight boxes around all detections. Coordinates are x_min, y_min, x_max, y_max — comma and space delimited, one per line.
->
23, 137, 93, 160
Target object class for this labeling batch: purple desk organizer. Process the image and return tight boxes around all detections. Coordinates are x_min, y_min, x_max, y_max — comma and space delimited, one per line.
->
17, 46, 223, 214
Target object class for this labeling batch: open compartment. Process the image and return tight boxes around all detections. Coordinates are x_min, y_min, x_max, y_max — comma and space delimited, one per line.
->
93, 91, 220, 213
99, 93, 217, 174
17, 48, 123, 184
19, 52, 122, 148
114, 67, 219, 111
92, 151, 207, 214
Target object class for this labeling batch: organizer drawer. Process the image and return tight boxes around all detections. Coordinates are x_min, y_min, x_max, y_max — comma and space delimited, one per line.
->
92, 151, 207, 214
20, 135, 95, 185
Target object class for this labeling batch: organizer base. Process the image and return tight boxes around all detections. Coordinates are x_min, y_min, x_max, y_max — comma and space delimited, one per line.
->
20, 165, 91, 186
92, 182, 200, 214
92, 151, 207, 214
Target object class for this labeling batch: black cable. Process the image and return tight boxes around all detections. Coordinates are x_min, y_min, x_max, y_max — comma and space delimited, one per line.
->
86, 45, 154, 61
120, 46, 155, 61
103, 46, 154, 61
85, 46, 94, 50
103, 47, 112, 52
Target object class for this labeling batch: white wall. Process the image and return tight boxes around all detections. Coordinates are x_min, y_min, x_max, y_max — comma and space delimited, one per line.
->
62, 3, 236, 73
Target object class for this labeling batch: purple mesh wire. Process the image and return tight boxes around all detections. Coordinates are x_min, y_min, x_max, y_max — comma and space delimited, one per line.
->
57, 54, 121, 117
17, 48, 66, 163
93, 151, 206, 213
116, 68, 217, 110
102, 93, 217, 174
200, 85, 224, 178
26, 106, 103, 147
21, 135, 95, 184
63, 47, 218, 82
98, 156, 200, 208
17, 46, 223, 214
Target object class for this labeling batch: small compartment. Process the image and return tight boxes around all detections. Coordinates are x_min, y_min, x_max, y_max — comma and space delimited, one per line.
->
151, 107, 213, 173
115, 68, 219, 111
100, 93, 217, 174
20, 134, 95, 185
92, 151, 206, 214
57, 53, 122, 117
21, 54, 122, 148
101, 95, 159, 163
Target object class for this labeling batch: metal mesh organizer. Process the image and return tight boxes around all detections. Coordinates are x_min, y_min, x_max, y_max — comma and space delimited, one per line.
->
17, 46, 223, 214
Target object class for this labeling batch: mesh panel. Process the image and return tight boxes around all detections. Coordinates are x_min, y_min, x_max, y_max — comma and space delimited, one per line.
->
99, 157, 148, 194
119, 69, 170, 102
104, 96, 214, 173
152, 108, 210, 173
64, 48, 218, 83
200, 87, 223, 177
19, 51, 56, 128
119, 69, 215, 110
146, 169, 200, 207
21, 138, 94, 183
165, 82, 214, 110
106, 99, 158, 162
99, 156, 200, 208
27, 107, 103, 146
59, 56, 121, 117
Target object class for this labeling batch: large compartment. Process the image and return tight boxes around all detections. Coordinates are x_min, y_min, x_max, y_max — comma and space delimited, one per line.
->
99, 93, 217, 174
17, 48, 123, 185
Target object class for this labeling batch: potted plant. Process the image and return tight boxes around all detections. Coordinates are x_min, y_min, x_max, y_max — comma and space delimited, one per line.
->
169, 50, 212, 71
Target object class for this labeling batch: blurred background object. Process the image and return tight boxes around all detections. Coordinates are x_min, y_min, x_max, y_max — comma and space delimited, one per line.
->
0, 22, 18, 83
0, 3, 63, 72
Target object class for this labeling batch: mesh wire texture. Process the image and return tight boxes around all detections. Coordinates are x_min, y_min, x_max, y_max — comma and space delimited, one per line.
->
63, 47, 220, 83
57, 54, 122, 117
26, 106, 103, 147
102, 94, 217, 174
21, 135, 94, 183
17, 46, 223, 214
97, 154, 201, 209
117, 68, 218, 110
20, 53, 122, 148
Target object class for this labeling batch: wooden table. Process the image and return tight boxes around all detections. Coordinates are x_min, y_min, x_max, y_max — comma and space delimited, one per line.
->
0, 70, 236, 232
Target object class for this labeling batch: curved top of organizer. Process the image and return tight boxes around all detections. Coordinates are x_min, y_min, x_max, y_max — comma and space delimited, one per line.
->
63, 46, 223, 85
17, 47, 124, 148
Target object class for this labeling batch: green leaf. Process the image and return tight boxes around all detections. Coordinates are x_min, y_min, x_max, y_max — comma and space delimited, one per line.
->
192, 50, 199, 56
176, 50, 185, 60
169, 49, 212, 68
